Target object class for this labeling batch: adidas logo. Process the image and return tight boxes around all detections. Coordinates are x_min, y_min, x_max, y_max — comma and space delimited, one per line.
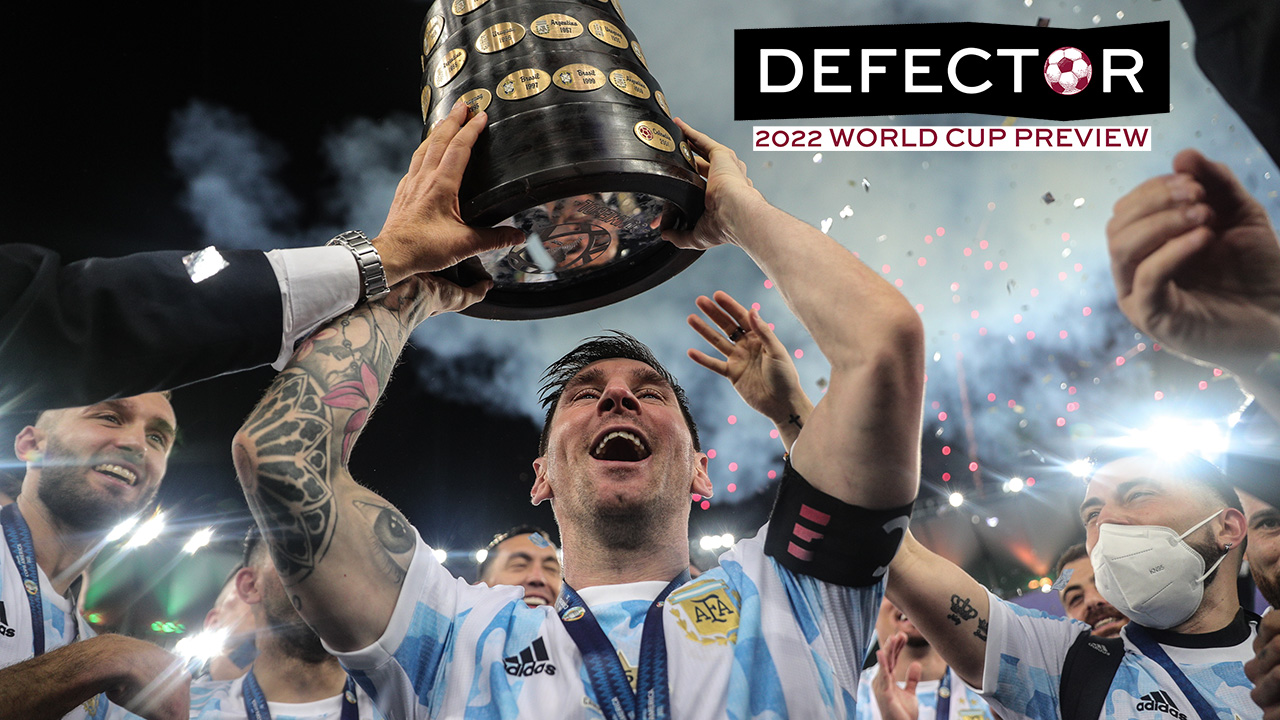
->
1136, 691, 1186, 720
0, 602, 14, 639
504, 637, 557, 677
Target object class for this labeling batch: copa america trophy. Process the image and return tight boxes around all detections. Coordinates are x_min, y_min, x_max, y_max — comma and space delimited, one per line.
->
420, 0, 706, 320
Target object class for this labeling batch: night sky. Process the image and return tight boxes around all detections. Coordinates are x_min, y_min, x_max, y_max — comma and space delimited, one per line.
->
3, 0, 1278, 636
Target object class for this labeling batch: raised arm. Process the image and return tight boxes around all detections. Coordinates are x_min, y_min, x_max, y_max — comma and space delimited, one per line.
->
884, 532, 991, 688
231, 102, 521, 651
1106, 148, 1280, 422
667, 120, 924, 510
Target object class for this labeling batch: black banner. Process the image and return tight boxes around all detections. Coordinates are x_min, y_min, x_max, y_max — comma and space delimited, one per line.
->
735, 22, 1169, 121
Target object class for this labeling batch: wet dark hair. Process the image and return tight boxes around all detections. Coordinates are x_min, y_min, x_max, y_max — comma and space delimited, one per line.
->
537, 331, 699, 455
478, 524, 557, 580
1085, 445, 1243, 514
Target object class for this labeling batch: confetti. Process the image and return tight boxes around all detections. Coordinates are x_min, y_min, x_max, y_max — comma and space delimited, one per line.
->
1042, 192, 1055, 204
862, 178, 871, 192
820, 217, 834, 234
839, 205, 853, 218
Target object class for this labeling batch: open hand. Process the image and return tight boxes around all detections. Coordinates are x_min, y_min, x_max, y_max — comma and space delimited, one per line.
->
687, 291, 810, 427
872, 631, 923, 720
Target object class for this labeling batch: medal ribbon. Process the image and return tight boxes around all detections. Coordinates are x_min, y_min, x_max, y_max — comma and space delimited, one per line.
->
556, 570, 690, 720
1, 503, 46, 656
242, 668, 360, 720
936, 667, 952, 720
1125, 623, 1228, 720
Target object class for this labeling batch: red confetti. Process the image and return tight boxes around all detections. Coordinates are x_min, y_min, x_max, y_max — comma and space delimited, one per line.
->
963, 248, 973, 256
971, 310, 980, 319
700, 500, 710, 510
1068, 386, 1077, 395
943, 472, 951, 481
707, 449, 717, 459
881, 264, 891, 273
692, 493, 702, 501
925, 235, 933, 244
1007, 399, 1016, 408
918, 257, 927, 267
1061, 232, 1070, 241
768, 323, 775, 330
768, 470, 777, 480
1074, 263, 1083, 272
727, 415, 737, 425
968, 461, 979, 471
1153, 343, 1161, 352
1027, 331, 1036, 340
1056, 417, 1066, 427
1199, 381, 1208, 390
728, 483, 737, 492
1059, 330, 1069, 339
770, 429, 780, 439
984, 261, 994, 270
895, 279, 904, 287
751, 302, 761, 311
979, 327, 988, 336
1115, 356, 1125, 366
1082, 307, 1092, 316
794, 349, 804, 359
1066, 402, 1079, 412
915, 303, 925, 313
728, 462, 738, 472
932, 400, 941, 409
1013, 314, 1023, 323
763, 279, 773, 289
1154, 391, 1164, 401
999, 261, 1008, 271
1214, 368, 1223, 376
979, 240, 989, 250
937, 226, 946, 236
1027, 478, 1036, 486
1031, 288, 1039, 297
987, 393, 996, 402
942, 446, 952, 455
938, 411, 948, 421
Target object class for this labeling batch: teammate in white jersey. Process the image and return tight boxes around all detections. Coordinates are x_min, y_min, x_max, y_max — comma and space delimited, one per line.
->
169, 528, 382, 720
231, 101, 925, 719
886, 447, 1258, 720
477, 527, 561, 608
0, 393, 190, 719
1053, 543, 1129, 638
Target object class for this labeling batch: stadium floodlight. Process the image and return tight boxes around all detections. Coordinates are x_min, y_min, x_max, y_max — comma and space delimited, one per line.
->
948, 492, 964, 507
183, 528, 215, 554
124, 513, 165, 549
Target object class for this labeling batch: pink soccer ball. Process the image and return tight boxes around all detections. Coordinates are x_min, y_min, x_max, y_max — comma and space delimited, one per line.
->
1043, 47, 1092, 95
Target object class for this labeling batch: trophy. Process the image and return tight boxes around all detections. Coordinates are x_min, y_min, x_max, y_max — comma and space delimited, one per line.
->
420, 0, 705, 320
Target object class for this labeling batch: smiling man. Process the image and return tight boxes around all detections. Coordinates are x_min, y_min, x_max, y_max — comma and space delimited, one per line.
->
0, 393, 191, 719
477, 526, 561, 609
1052, 543, 1130, 638
233, 105, 924, 718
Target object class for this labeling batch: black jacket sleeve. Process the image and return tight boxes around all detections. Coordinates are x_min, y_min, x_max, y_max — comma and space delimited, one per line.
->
0, 243, 284, 412
1181, 0, 1280, 164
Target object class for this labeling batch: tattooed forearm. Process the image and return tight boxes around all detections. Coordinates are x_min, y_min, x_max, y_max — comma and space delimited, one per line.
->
974, 617, 988, 642
353, 498, 415, 583
235, 280, 435, 584
946, 594, 979, 626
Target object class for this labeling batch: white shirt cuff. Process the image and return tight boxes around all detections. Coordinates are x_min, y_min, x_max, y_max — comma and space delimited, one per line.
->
266, 247, 361, 370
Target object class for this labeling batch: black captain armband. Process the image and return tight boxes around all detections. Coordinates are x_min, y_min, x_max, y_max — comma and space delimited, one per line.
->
763, 459, 913, 587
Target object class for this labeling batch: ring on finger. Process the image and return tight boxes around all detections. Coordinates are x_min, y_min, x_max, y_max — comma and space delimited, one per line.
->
729, 327, 748, 342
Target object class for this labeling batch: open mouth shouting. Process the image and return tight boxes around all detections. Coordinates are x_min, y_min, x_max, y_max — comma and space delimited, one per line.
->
1086, 610, 1128, 636
590, 428, 652, 462
93, 462, 140, 488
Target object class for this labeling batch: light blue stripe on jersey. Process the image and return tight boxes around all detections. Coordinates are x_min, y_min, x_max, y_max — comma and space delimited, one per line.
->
717, 557, 790, 720
466, 600, 547, 718
394, 600, 457, 713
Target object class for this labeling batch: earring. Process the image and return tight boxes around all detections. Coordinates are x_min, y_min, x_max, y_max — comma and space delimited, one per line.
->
1225, 543, 1233, 551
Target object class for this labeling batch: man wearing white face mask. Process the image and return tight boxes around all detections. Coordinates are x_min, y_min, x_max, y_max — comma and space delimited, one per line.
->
885, 447, 1258, 720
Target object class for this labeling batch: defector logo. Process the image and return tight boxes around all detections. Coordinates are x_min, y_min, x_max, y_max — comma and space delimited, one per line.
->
735, 22, 1168, 121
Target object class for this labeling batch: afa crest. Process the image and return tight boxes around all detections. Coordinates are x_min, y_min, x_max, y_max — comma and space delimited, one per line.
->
666, 578, 740, 645
82, 694, 100, 716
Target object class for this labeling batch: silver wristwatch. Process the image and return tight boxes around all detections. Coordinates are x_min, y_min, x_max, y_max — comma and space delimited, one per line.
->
327, 230, 390, 302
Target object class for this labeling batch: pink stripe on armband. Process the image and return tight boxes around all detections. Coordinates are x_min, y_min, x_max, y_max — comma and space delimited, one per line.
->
787, 542, 814, 561
798, 504, 831, 526
793, 523, 824, 543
